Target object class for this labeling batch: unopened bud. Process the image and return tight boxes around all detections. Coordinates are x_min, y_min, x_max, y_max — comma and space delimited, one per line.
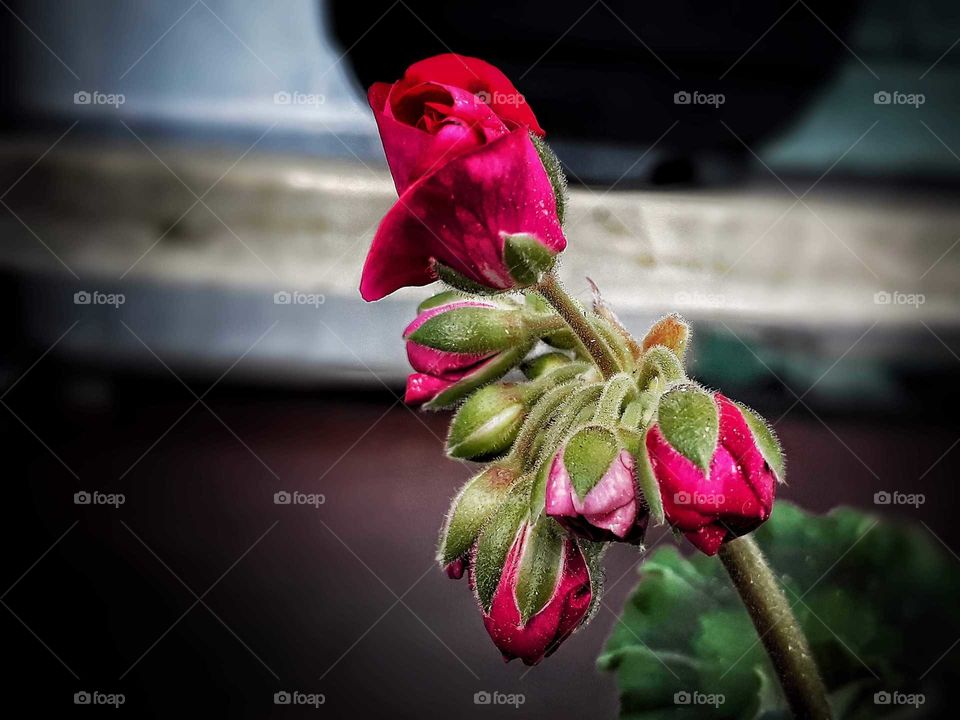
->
447, 384, 528, 460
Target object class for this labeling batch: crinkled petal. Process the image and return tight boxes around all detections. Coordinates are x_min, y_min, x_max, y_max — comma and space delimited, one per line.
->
360, 129, 565, 301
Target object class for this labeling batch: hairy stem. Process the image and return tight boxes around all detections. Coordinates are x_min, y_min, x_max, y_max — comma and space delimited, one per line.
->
719, 536, 832, 720
535, 272, 620, 379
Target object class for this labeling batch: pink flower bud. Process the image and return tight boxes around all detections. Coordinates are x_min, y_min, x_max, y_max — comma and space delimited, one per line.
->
401, 298, 525, 407
646, 392, 780, 555
546, 446, 647, 543
475, 524, 591, 665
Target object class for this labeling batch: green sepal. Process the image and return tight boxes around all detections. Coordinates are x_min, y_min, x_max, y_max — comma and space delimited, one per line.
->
736, 401, 786, 481
408, 307, 526, 353
502, 233, 558, 286
563, 426, 620, 500
515, 518, 564, 623
522, 351, 572, 380
433, 261, 504, 295
635, 345, 685, 389
417, 290, 468, 313
656, 384, 719, 473
474, 477, 532, 611
424, 341, 534, 410
446, 384, 527, 460
530, 133, 568, 225
621, 427, 665, 525
437, 465, 518, 566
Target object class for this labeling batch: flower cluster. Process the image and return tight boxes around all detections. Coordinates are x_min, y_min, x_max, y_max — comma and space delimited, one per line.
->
361, 55, 784, 666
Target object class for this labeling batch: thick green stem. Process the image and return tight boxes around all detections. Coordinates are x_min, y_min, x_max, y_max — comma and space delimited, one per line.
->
535, 272, 620, 379
719, 536, 832, 720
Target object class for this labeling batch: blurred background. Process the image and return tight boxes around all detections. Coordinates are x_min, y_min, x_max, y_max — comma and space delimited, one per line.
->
1, 0, 958, 717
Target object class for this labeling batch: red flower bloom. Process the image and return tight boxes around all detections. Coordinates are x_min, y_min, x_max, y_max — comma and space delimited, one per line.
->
360, 55, 564, 302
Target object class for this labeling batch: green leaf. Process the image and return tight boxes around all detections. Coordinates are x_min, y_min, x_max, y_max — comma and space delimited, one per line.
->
474, 478, 532, 611
600, 502, 960, 719
736, 401, 786, 481
515, 518, 564, 622
656, 385, 718, 473
563, 426, 619, 500
437, 465, 516, 566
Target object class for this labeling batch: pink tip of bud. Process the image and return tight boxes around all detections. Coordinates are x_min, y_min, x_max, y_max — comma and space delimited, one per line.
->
445, 557, 466, 580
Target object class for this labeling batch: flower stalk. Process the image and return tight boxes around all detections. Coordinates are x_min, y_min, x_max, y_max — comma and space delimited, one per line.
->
718, 536, 832, 720
535, 272, 621, 379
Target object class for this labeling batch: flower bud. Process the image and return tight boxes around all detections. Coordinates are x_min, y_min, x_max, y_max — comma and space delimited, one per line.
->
447, 384, 527, 460
521, 351, 572, 380
473, 519, 592, 665
545, 426, 648, 543
641, 313, 690, 362
403, 296, 533, 408
644, 385, 783, 555
437, 464, 519, 573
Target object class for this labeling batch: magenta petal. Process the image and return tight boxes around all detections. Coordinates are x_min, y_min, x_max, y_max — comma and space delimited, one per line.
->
481, 527, 591, 665
404, 373, 455, 405
371, 81, 509, 195
359, 130, 566, 301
